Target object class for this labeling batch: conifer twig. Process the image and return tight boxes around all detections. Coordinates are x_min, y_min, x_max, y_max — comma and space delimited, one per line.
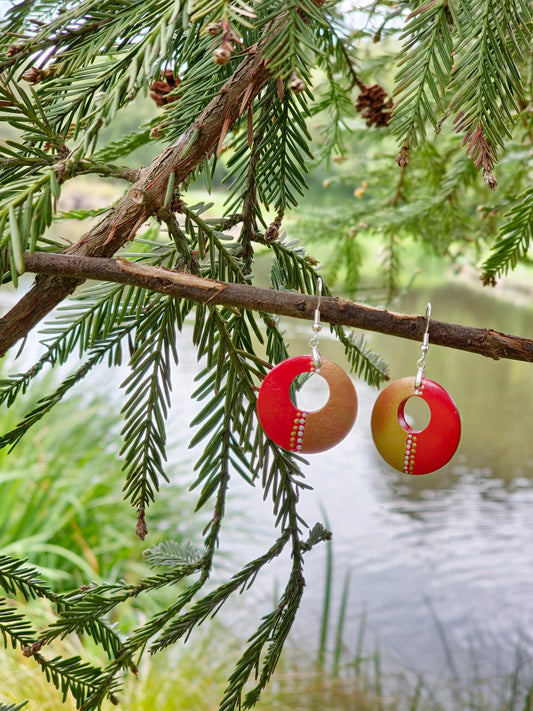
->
0, 1, 326, 358
19, 251, 533, 364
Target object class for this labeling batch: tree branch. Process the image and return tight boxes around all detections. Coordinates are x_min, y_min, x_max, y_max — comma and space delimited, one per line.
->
19, 251, 533, 364
0, 3, 307, 358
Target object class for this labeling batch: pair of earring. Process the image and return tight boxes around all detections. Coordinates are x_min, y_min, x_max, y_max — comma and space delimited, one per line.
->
256, 285, 461, 475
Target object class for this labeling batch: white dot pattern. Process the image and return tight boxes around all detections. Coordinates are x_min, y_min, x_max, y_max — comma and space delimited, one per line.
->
290, 411, 308, 451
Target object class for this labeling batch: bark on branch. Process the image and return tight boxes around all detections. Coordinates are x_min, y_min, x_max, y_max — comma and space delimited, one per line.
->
19, 252, 533, 364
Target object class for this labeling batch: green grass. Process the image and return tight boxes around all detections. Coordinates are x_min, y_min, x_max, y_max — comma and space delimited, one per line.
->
0, 620, 237, 711
0, 368, 200, 591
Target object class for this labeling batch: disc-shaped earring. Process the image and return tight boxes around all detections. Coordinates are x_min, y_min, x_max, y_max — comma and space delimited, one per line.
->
257, 354, 358, 453
371, 304, 461, 475
257, 278, 358, 454
371, 375, 460, 474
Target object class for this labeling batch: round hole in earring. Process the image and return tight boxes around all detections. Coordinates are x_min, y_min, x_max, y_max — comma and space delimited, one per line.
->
289, 372, 330, 412
398, 396, 431, 433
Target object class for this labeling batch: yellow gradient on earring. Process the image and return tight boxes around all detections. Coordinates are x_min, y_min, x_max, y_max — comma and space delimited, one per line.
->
371, 377, 415, 471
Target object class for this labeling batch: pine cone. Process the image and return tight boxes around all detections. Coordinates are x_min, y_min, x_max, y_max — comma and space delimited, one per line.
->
22, 66, 45, 84
355, 84, 393, 128
6, 44, 23, 58
149, 70, 180, 107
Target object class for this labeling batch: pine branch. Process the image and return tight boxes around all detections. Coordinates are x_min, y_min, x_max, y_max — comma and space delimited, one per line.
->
480, 185, 533, 283
0, 281, 136, 408
0, 1, 327, 358
0, 162, 58, 282
241, 567, 305, 709
26, 551, 206, 665
0, 555, 56, 602
223, 491, 329, 709
295, 136, 480, 298
311, 69, 356, 161
72, 528, 299, 711
119, 295, 180, 523
0, 318, 136, 451
75, 571, 212, 711
268, 238, 387, 384
0, 81, 65, 155
0, 9, 290, 355
0, 594, 112, 708
143, 540, 205, 569
224, 60, 315, 216
0, 599, 36, 650
391, 0, 454, 150
381, 228, 402, 303
68, 330, 321, 708
448, 0, 531, 174
188, 0, 258, 27
391, 0, 532, 178
0, 557, 123, 667
218, 563, 307, 711
258, 445, 311, 531
0, 355, 103, 451
91, 126, 157, 163
31, 653, 112, 708
1, 1, 189, 145
335, 329, 388, 387
0, 231, 187, 451
155, 37, 229, 145
63, 159, 140, 184
177, 200, 249, 281
20, 251, 533, 363
27, 585, 128, 657
149, 529, 292, 654
234, 130, 265, 272
0, 703, 28, 711
259, 0, 328, 78
188, 304, 267, 548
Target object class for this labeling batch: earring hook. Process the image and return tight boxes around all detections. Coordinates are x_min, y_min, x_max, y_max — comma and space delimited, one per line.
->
309, 277, 323, 369
415, 302, 431, 389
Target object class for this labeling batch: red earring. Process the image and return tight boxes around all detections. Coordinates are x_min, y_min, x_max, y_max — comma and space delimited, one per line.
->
257, 279, 358, 453
371, 304, 461, 475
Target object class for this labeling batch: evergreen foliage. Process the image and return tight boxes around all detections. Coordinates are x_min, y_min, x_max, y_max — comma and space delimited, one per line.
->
0, 1, 532, 709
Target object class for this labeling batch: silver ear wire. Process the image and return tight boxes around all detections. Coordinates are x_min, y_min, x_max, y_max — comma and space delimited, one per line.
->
309, 277, 323, 369
415, 302, 431, 389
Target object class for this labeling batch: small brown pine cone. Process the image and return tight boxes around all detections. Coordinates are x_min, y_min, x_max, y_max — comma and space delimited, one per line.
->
7, 44, 24, 58
22, 66, 44, 84
149, 70, 180, 107
355, 84, 393, 128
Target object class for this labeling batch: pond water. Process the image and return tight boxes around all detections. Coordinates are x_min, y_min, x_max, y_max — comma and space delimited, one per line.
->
2, 277, 533, 696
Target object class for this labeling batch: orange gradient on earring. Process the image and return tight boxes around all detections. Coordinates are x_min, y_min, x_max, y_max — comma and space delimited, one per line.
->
257, 356, 358, 453
371, 376, 461, 475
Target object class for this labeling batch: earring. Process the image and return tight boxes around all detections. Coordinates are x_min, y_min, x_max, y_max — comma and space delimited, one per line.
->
257, 279, 358, 453
371, 304, 461, 475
